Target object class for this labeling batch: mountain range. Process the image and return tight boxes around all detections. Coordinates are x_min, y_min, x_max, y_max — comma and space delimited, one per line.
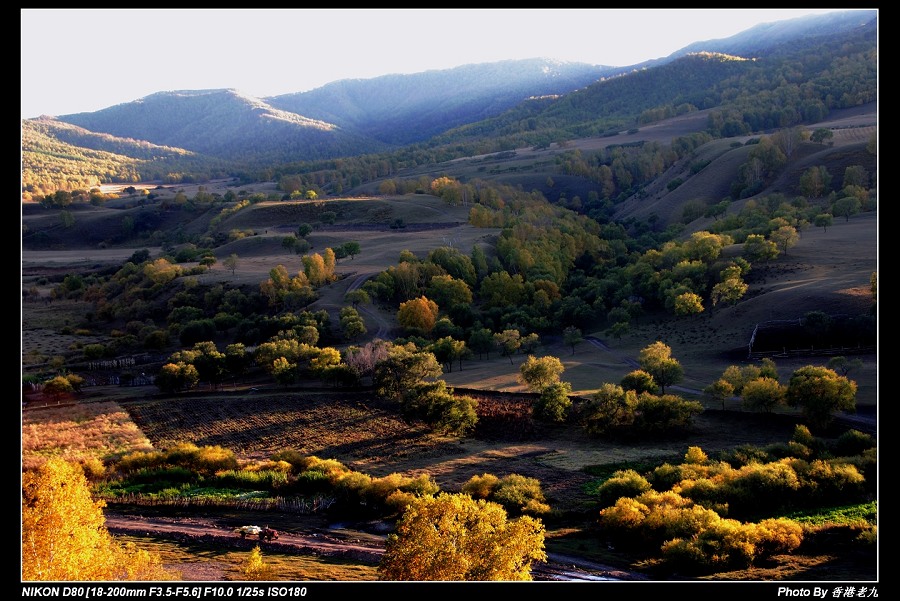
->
21, 9, 877, 197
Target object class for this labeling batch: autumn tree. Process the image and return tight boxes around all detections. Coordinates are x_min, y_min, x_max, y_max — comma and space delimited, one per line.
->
786, 365, 857, 431
638, 341, 684, 394
397, 296, 439, 334
155, 362, 199, 393
378, 493, 546, 581
42, 375, 74, 403
302, 251, 335, 287
426, 274, 472, 309
241, 546, 275, 581
345, 339, 391, 384
22, 458, 177, 581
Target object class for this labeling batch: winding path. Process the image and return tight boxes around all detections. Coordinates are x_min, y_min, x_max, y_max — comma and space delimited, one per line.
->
346, 272, 391, 339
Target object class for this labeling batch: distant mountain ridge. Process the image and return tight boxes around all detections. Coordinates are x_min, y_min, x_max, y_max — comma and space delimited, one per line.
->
264, 58, 618, 145
21, 9, 876, 194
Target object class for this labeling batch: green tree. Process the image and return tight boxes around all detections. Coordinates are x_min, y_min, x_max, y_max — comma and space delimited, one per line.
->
401, 380, 478, 436
534, 381, 572, 423
843, 165, 869, 188
638, 341, 684, 394
373, 344, 442, 401
810, 128, 834, 145
345, 289, 370, 307
673, 291, 704, 317
703, 378, 735, 411
378, 493, 546, 581
743, 234, 779, 262
832, 196, 861, 222
518, 355, 565, 392
224, 343, 249, 383
563, 326, 583, 355
826, 356, 864, 377
223, 253, 238, 275
710, 277, 748, 307
494, 329, 522, 364
741, 377, 786, 413
813, 213, 833, 233
621, 370, 657, 395
582, 383, 637, 436
467, 327, 495, 359
190, 341, 226, 389
429, 336, 468, 373
786, 365, 857, 431
340, 307, 367, 340
770, 226, 799, 256
342, 241, 361, 259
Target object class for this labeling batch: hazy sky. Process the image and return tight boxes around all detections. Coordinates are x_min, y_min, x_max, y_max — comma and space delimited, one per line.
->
21, 8, 861, 119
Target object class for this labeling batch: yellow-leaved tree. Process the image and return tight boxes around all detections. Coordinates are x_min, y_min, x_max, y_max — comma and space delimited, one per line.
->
241, 546, 275, 581
22, 458, 179, 581
378, 492, 546, 581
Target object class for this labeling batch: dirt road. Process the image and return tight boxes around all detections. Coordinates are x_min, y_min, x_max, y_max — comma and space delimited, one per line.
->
103, 511, 641, 581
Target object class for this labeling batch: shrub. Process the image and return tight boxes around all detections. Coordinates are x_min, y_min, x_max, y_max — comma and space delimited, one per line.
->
832, 429, 876, 457
492, 474, 550, 516
366, 473, 410, 506
462, 474, 500, 499
384, 490, 419, 516
400, 474, 440, 497
117, 450, 168, 474
674, 478, 728, 514
596, 469, 652, 508
754, 517, 803, 556
533, 382, 572, 422
214, 469, 289, 491
334, 471, 372, 503
293, 470, 334, 494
